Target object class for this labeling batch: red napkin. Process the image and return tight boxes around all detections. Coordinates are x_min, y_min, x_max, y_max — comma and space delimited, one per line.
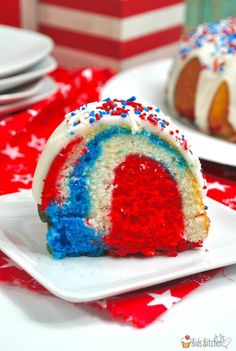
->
0, 68, 235, 328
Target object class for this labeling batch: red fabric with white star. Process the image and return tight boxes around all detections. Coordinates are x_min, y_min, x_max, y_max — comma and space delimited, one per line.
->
0, 68, 235, 328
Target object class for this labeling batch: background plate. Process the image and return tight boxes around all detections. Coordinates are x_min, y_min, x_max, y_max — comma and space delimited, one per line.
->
0, 26, 53, 78
0, 76, 57, 116
0, 80, 43, 104
102, 59, 236, 167
0, 191, 236, 303
0, 56, 57, 93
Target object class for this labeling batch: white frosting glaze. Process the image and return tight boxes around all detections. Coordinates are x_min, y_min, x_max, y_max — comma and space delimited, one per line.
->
166, 18, 236, 132
32, 99, 207, 204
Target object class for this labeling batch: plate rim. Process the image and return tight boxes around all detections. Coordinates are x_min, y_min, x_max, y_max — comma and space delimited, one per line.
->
0, 56, 57, 92
0, 80, 43, 104
1, 239, 236, 303
0, 76, 57, 115
0, 192, 236, 302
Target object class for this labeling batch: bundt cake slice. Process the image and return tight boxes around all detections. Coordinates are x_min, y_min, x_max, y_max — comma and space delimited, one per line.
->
167, 17, 236, 142
32, 97, 210, 258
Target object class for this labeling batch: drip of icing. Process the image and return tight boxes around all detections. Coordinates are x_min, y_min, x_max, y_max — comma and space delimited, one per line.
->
167, 17, 236, 131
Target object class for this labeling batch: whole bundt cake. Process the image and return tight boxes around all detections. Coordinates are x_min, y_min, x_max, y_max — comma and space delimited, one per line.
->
166, 17, 236, 142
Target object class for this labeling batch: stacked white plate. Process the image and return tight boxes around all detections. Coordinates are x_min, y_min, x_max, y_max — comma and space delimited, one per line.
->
0, 25, 58, 116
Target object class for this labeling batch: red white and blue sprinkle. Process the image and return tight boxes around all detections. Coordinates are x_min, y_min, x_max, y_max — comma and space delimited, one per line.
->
179, 17, 236, 72
65, 97, 195, 159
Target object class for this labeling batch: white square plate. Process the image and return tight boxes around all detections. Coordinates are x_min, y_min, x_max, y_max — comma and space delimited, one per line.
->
0, 191, 236, 303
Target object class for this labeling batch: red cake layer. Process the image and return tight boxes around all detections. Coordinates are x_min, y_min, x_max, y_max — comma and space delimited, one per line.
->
104, 154, 186, 256
41, 136, 83, 211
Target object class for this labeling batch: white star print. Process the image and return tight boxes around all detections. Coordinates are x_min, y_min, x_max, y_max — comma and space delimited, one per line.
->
58, 83, 71, 98
27, 135, 46, 152
12, 173, 33, 185
147, 290, 180, 309
223, 196, 236, 209
17, 164, 27, 171
81, 68, 93, 81
0, 120, 6, 126
5, 163, 27, 172
126, 316, 133, 322
96, 299, 107, 308
0, 257, 22, 270
207, 181, 230, 192
28, 109, 38, 117
1, 143, 24, 160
